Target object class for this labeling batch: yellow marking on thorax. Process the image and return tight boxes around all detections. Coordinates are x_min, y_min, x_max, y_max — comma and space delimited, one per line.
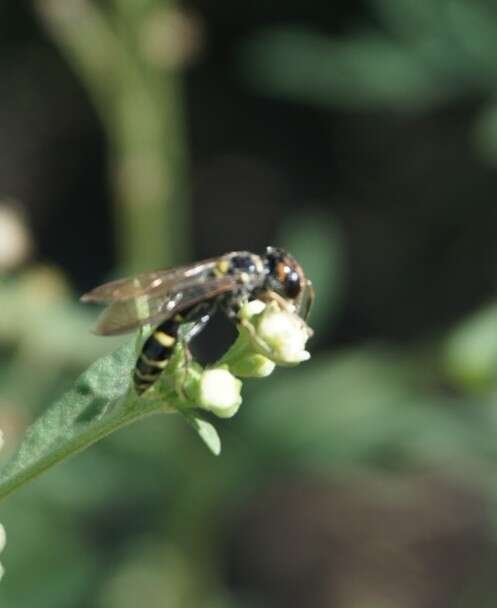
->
154, 331, 176, 348
214, 259, 230, 277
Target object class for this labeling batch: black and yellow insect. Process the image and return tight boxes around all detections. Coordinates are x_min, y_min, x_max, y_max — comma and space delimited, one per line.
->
82, 247, 314, 394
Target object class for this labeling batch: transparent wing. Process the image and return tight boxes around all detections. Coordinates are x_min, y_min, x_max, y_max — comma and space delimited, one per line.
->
81, 258, 220, 304
92, 275, 236, 335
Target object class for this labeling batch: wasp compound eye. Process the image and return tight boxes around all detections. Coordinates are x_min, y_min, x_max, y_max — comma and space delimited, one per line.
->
284, 269, 301, 299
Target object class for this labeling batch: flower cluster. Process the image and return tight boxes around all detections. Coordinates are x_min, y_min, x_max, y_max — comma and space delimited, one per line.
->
181, 299, 313, 418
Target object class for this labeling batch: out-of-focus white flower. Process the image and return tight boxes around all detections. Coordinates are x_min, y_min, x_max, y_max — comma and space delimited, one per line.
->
0, 203, 32, 272
241, 300, 312, 365
0, 429, 3, 452
140, 7, 203, 68
197, 368, 242, 418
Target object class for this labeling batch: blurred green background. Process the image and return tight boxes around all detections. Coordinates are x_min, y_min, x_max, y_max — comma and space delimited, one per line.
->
4, 0, 497, 606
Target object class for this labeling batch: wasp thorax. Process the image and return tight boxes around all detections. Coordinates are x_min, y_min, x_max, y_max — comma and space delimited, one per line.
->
226, 252, 264, 287
228, 253, 257, 274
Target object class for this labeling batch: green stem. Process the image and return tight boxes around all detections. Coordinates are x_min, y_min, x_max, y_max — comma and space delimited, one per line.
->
34, 0, 190, 273
109, 70, 189, 272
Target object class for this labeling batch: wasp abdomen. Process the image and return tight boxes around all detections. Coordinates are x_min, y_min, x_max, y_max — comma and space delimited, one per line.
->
133, 319, 179, 394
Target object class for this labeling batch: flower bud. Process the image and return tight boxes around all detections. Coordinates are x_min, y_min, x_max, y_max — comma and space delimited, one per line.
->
241, 300, 312, 365
228, 353, 275, 378
257, 304, 311, 364
197, 368, 242, 418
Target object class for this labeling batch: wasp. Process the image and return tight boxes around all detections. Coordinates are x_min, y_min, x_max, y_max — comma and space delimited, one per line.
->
81, 247, 314, 394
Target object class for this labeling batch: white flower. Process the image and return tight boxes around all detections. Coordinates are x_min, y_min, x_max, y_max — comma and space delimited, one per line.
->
197, 368, 242, 418
242, 300, 312, 365
0, 203, 32, 271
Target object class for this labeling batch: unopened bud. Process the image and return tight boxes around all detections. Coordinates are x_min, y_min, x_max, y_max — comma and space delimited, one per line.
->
197, 368, 242, 418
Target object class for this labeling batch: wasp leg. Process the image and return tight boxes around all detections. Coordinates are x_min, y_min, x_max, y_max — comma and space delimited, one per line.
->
219, 294, 275, 358
238, 317, 274, 357
175, 301, 216, 399
223, 291, 310, 358
258, 289, 297, 314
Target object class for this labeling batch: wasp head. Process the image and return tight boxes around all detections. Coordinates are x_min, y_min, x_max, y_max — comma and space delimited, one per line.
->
263, 246, 313, 314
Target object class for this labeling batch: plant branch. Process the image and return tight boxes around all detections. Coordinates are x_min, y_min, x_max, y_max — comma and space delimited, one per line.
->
34, 0, 191, 272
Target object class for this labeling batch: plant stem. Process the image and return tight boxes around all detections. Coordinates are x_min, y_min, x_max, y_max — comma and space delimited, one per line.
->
35, 0, 190, 273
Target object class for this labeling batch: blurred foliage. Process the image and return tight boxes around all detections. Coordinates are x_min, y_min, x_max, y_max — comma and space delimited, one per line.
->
444, 301, 497, 390
3, 0, 497, 607
242, 0, 497, 163
35, 0, 191, 272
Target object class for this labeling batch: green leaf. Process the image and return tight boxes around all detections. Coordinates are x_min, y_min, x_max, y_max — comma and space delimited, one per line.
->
183, 413, 222, 456
0, 342, 171, 501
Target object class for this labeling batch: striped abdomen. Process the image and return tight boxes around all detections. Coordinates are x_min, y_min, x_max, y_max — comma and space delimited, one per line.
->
133, 318, 180, 394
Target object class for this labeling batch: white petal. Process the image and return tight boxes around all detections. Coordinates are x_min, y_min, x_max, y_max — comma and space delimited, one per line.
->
247, 354, 276, 377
